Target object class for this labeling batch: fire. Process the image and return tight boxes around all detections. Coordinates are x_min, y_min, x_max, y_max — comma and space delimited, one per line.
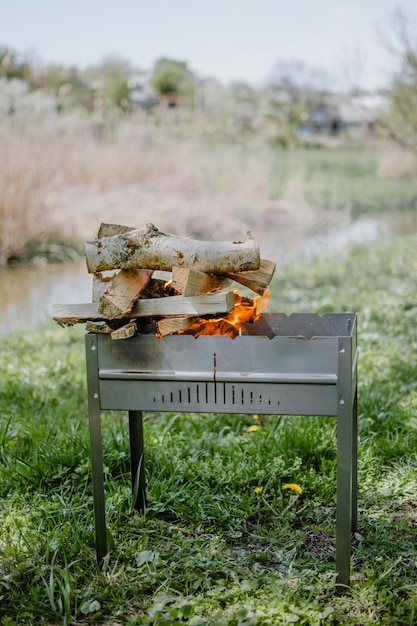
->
180, 288, 269, 338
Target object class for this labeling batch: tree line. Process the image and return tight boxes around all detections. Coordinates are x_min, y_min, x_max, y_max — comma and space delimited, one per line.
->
1, 5, 417, 154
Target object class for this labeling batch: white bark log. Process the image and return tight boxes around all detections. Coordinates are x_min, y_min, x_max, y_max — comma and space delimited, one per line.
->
84, 223, 260, 274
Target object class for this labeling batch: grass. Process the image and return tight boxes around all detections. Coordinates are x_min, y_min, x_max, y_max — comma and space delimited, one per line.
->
1, 234, 417, 624
292, 148, 417, 216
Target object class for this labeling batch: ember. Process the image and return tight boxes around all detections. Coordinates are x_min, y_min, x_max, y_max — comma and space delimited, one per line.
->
180, 289, 270, 338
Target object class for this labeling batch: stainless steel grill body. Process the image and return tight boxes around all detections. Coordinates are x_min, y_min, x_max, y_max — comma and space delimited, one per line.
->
86, 312, 358, 587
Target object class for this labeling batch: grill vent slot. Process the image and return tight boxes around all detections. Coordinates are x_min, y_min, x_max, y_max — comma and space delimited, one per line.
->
151, 383, 280, 409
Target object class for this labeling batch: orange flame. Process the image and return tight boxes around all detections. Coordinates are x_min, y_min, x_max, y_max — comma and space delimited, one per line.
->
180, 288, 269, 338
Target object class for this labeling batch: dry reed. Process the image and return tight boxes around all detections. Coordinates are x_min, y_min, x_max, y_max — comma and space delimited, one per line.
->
1, 111, 293, 261
2, 108, 411, 264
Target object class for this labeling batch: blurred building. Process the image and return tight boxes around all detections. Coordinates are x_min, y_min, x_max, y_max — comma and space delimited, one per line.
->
304, 94, 388, 135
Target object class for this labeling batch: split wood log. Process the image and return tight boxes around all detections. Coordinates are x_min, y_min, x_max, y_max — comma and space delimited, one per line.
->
224, 259, 276, 295
157, 316, 197, 337
172, 266, 230, 296
98, 268, 153, 319
84, 223, 260, 274
111, 320, 137, 340
52, 291, 235, 325
92, 272, 117, 302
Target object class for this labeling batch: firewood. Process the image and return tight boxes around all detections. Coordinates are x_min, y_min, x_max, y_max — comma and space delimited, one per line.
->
111, 320, 137, 340
172, 266, 230, 296
92, 272, 117, 302
97, 223, 134, 238
84, 223, 260, 274
140, 278, 179, 298
52, 291, 235, 324
224, 259, 276, 295
98, 268, 153, 319
157, 316, 197, 336
85, 320, 113, 334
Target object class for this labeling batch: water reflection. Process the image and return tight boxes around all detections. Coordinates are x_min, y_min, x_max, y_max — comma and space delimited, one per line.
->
0, 261, 92, 334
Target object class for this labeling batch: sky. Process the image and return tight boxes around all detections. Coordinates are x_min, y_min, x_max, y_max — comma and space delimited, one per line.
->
1, 0, 411, 91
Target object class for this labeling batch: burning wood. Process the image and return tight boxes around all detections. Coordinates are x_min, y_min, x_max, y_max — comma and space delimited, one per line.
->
52, 222, 276, 339
180, 291, 270, 339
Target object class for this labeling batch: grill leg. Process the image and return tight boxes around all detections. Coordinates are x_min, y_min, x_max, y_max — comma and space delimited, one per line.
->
335, 391, 356, 587
85, 334, 107, 565
88, 403, 107, 565
129, 410, 146, 510
351, 389, 358, 534
335, 336, 358, 589
336, 406, 353, 589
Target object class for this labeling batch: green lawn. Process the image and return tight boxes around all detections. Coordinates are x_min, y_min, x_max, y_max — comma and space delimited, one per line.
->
269, 146, 417, 216
1, 234, 417, 624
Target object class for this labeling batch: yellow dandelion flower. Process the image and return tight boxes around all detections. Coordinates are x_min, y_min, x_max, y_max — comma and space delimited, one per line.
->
282, 483, 303, 495
254, 486, 263, 494
247, 424, 260, 432
252, 414, 260, 420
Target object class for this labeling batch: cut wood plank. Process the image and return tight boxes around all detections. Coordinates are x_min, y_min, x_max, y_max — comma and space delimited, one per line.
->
157, 316, 197, 337
224, 259, 276, 295
172, 266, 230, 296
98, 268, 153, 319
84, 223, 260, 274
52, 291, 235, 324
111, 320, 137, 340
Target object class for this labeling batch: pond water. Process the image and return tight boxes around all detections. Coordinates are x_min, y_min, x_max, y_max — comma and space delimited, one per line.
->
0, 261, 92, 334
0, 212, 415, 334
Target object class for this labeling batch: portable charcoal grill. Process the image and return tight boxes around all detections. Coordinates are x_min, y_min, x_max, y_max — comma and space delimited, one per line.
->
85, 312, 358, 587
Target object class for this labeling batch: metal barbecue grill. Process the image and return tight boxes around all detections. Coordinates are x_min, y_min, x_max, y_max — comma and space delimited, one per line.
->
85, 312, 358, 587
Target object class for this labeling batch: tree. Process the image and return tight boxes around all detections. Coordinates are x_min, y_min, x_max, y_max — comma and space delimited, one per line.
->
34, 64, 94, 112
82, 56, 132, 111
151, 57, 194, 100
0, 46, 32, 82
380, 5, 417, 153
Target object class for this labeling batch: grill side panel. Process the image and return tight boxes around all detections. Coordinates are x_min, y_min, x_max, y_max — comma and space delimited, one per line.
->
96, 334, 340, 377
98, 379, 338, 415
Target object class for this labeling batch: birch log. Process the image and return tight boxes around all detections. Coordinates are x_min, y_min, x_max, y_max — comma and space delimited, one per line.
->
84, 223, 260, 274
